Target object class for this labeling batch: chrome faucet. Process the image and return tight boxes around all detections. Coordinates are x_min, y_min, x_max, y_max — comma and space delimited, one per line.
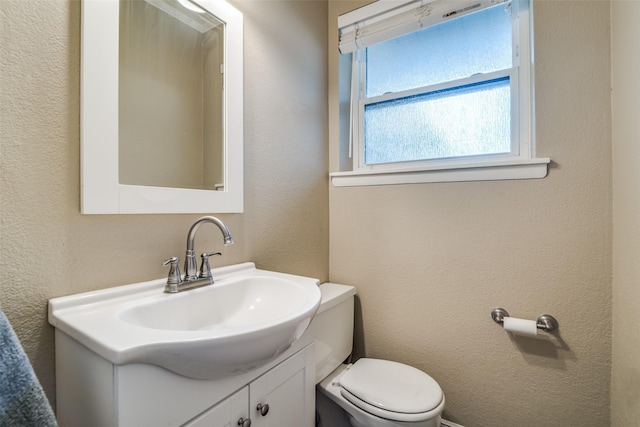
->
162, 216, 234, 293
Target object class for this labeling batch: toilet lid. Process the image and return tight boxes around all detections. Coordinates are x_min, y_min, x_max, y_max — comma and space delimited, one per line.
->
339, 358, 443, 421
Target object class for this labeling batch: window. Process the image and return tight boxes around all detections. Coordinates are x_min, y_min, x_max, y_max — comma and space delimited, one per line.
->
331, 0, 549, 187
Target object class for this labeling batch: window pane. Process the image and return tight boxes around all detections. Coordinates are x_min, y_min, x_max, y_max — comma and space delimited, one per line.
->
363, 78, 511, 165
366, 4, 513, 97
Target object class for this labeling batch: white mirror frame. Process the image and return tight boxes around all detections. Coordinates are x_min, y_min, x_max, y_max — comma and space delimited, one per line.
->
81, 0, 243, 214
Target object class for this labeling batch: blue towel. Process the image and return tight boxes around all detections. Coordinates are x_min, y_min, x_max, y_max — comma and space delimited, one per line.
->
0, 308, 57, 426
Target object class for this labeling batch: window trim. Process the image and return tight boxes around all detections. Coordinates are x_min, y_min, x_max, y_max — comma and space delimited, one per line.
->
330, 158, 550, 187
332, 0, 550, 187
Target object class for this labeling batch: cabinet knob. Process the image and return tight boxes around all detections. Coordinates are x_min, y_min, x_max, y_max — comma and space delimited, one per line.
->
256, 403, 270, 416
237, 417, 251, 427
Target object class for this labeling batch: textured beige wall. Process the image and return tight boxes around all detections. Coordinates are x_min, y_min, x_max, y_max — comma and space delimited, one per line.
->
329, 1, 612, 426
0, 0, 328, 408
611, 1, 640, 425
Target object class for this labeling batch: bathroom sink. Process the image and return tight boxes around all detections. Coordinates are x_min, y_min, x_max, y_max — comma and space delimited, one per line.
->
48, 263, 321, 379
120, 276, 311, 331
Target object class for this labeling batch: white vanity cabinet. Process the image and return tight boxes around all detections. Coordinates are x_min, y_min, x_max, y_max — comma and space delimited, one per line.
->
248, 344, 311, 427
55, 331, 315, 427
183, 346, 314, 427
184, 387, 249, 427
49, 263, 322, 427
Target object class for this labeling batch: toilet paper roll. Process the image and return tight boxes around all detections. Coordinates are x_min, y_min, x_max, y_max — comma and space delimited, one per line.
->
503, 317, 538, 337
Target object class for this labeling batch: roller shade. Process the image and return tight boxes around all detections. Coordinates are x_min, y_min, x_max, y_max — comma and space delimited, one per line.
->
338, 0, 510, 54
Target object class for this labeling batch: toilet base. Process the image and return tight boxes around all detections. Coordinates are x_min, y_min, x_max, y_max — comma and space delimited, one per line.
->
316, 383, 352, 427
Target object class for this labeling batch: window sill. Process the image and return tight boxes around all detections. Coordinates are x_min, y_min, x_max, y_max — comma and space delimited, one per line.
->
330, 158, 551, 187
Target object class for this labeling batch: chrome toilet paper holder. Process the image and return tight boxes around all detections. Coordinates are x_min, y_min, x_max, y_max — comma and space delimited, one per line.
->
491, 308, 559, 333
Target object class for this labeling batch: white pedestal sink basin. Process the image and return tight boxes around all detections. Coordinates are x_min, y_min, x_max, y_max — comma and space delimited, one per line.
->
48, 263, 321, 379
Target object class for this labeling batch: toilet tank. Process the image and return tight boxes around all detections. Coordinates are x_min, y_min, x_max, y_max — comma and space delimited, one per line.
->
313, 283, 357, 384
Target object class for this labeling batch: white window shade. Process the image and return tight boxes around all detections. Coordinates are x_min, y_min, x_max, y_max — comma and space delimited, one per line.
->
338, 0, 510, 54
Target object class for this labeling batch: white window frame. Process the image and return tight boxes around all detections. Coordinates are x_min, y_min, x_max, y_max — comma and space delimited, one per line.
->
331, 0, 550, 187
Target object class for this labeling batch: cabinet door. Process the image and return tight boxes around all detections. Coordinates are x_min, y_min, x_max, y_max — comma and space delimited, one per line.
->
183, 386, 249, 427
249, 345, 314, 427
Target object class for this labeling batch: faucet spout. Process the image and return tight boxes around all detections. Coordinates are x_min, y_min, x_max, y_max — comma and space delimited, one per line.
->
184, 216, 234, 282
186, 216, 234, 251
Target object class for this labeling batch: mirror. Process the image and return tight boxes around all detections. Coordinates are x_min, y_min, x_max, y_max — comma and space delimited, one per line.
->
119, 0, 226, 191
81, 0, 243, 214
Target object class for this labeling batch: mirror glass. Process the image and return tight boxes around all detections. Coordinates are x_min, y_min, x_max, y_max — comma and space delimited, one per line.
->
119, 0, 225, 191
81, 0, 243, 214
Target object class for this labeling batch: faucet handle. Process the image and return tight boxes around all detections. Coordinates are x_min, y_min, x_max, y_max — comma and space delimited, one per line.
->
199, 252, 221, 280
162, 257, 183, 291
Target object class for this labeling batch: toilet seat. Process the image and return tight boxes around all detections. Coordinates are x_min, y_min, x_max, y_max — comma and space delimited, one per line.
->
338, 358, 445, 422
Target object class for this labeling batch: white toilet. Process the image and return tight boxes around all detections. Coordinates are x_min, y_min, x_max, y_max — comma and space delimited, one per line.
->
313, 283, 445, 427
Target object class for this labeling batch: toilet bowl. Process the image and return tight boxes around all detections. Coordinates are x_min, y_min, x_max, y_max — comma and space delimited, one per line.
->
313, 283, 445, 427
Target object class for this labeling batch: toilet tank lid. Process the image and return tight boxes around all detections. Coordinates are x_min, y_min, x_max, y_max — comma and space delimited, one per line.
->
339, 358, 444, 416
317, 283, 356, 315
